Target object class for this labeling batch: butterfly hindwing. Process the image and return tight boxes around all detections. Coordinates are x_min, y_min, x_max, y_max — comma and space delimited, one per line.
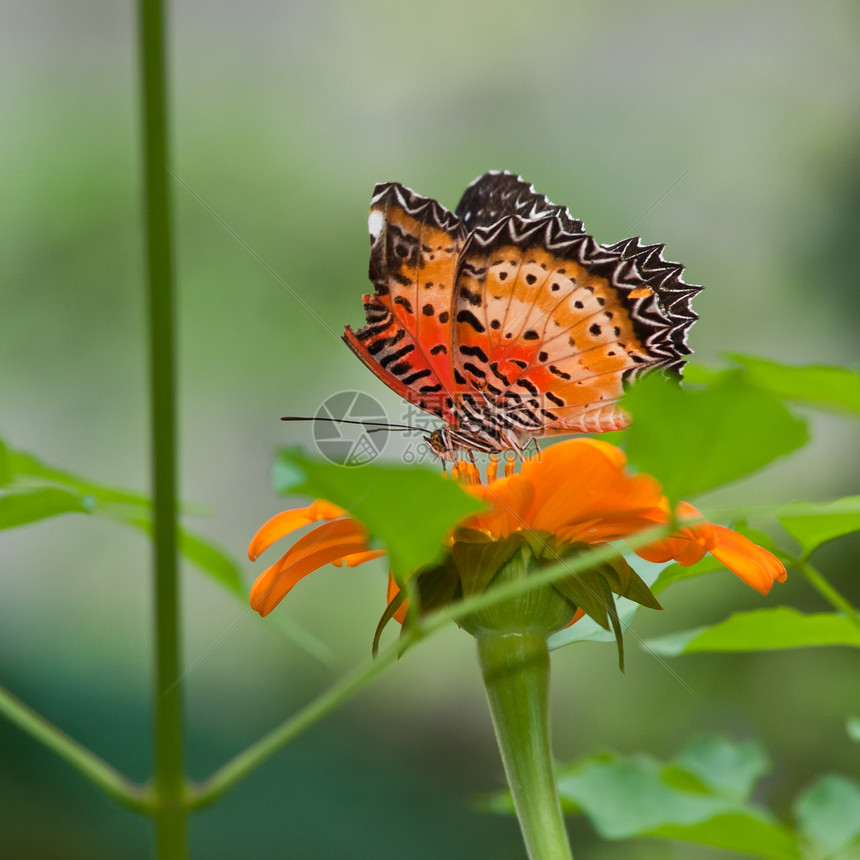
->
456, 171, 585, 234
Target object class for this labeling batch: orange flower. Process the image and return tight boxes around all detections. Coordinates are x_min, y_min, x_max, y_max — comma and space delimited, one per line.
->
248, 439, 785, 621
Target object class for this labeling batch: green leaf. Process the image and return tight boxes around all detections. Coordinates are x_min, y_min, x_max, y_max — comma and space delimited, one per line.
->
489, 735, 805, 857
848, 716, 860, 744
793, 775, 860, 857
624, 371, 809, 502
726, 353, 860, 417
0, 487, 91, 530
598, 555, 663, 610
557, 753, 737, 838
1, 443, 337, 663
651, 814, 801, 859
600, 577, 625, 670
673, 734, 770, 802
0, 437, 12, 485
177, 527, 245, 596
681, 362, 725, 386
646, 608, 860, 656
651, 556, 725, 595
555, 752, 799, 858
272, 447, 484, 579
126, 515, 244, 596
8, 449, 152, 509
549, 557, 668, 649
414, 559, 461, 615
778, 496, 860, 557
372, 588, 408, 657
553, 570, 611, 630
449, 529, 521, 597
554, 550, 665, 668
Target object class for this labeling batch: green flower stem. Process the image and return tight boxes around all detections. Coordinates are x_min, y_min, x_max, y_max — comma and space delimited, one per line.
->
477, 631, 573, 860
138, 0, 186, 856
797, 559, 860, 631
0, 683, 150, 812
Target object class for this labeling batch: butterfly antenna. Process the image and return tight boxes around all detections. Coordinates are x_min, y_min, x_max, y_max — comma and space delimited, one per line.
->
281, 416, 422, 433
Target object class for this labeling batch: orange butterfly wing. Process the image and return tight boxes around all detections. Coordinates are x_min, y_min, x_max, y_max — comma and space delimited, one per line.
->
345, 172, 701, 454
343, 183, 465, 424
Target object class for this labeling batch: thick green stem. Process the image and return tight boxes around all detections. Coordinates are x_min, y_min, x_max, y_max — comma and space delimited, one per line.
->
138, 0, 186, 856
477, 631, 573, 860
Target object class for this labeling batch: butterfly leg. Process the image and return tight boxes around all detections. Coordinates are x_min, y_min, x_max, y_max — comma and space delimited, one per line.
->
499, 429, 526, 461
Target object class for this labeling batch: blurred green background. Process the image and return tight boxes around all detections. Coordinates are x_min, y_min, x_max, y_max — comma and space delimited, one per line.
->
2, 0, 859, 857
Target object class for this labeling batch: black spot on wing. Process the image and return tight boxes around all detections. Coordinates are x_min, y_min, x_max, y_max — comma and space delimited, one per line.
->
401, 369, 432, 386
460, 344, 489, 362
457, 309, 486, 333
379, 344, 415, 368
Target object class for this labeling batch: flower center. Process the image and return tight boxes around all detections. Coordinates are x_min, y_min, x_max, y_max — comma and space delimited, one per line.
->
450, 453, 519, 485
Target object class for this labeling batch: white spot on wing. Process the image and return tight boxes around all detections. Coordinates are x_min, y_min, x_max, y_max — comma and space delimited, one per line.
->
368, 209, 384, 241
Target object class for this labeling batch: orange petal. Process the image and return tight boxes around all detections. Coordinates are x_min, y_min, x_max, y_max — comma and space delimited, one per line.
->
249, 519, 368, 616
563, 607, 586, 628
332, 549, 388, 568
524, 440, 663, 535
386, 572, 408, 624
673, 502, 717, 551
675, 501, 705, 527
565, 512, 669, 544
248, 499, 345, 560
464, 475, 536, 537
578, 438, 627, 468
708, 525, 787, 595
633, 501, 717, 565
635, 535, 708, 566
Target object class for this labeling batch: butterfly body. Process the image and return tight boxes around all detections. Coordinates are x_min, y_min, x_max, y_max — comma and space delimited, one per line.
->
343, 172, 701, 459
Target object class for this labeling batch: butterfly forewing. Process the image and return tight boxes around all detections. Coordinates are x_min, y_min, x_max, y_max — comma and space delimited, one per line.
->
452, 213, 683, 435
605, 236, 700, 365
343, 182, 466, 423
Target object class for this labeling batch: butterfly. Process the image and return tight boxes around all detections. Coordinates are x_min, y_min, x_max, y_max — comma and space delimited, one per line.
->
343, 172, 701, 460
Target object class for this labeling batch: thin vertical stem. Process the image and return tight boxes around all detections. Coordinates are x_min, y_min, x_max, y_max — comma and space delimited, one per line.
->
138, 0, 187, 856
